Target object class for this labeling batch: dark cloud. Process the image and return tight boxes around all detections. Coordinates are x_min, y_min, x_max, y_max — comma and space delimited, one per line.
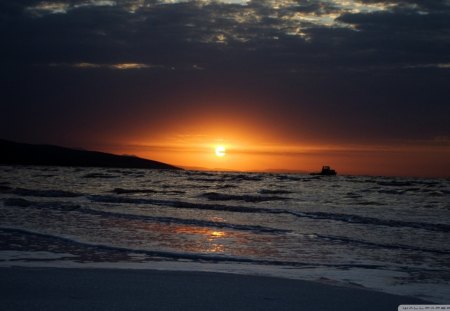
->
0, 0, 449, 147
357, 0, 450, 11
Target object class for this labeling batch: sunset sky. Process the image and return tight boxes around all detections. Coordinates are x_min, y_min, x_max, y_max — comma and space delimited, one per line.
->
1, 0, 449, 177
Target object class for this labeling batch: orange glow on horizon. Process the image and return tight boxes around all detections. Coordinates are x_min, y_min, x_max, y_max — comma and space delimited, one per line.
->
94, 117, 450, 178
98, 134, 450, 178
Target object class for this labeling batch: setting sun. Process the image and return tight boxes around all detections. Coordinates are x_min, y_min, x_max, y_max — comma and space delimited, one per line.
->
215, 146, 226, 157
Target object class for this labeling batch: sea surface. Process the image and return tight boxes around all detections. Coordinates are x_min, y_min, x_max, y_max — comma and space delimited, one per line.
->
1, 166, 449, 302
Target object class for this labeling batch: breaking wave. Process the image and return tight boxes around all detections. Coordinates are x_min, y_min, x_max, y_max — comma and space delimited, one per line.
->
1, 198, 289, 234
314, 234, 450, 255
199, 192, 290, 202
0, 187, 82, 198
111, 188, 186, 195
0, 227, 387, 270
85, 195, 450, 233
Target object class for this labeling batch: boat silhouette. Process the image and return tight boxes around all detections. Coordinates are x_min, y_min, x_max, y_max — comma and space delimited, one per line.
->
310, 166, 337, 176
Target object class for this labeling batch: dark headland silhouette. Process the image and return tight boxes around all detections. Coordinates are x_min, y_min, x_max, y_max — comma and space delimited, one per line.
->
0, 139, 181, 170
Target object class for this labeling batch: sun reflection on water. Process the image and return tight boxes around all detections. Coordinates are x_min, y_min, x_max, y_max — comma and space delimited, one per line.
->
211, 231, 225, 237
174, 227, 228, 254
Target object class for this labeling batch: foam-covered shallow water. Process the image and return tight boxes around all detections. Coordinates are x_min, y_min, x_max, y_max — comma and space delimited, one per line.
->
1, 166, 449, 302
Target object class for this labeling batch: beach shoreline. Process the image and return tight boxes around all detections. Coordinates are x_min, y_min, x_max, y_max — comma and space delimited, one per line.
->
0, 267, 429, 311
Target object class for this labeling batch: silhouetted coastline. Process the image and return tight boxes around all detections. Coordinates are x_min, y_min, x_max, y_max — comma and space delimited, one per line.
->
0, 139, 180, 170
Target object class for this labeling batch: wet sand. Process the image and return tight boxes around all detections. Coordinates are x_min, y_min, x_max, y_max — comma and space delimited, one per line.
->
0, 267, 428, 311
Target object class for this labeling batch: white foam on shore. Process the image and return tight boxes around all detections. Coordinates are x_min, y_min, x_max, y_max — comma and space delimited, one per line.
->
0, 252, 447, 303
0, 251, 76, 261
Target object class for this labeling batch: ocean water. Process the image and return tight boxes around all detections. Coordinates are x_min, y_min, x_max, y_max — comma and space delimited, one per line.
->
0, 166, 449, 302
